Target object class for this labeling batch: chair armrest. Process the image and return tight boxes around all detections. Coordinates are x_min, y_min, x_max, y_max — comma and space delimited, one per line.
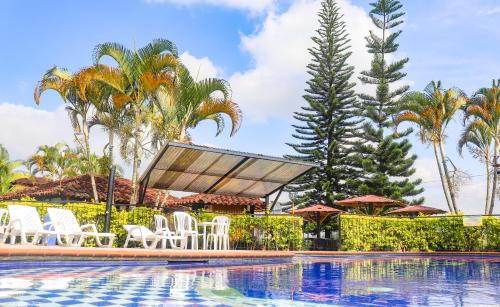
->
81, 224, 98, 233
42, 221, 54, 230
127, 225, 145, 238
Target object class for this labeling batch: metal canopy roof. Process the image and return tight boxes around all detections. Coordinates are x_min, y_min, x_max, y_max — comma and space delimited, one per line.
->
139, 141, 317, 199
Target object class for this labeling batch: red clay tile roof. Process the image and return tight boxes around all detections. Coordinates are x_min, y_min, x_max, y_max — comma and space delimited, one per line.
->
0, 174, 176, 206
386, 205, 446, 215
293, 204, 344, 214
336, 195, 403, 207
169, 193, 264, 208
12, 177, 52, 187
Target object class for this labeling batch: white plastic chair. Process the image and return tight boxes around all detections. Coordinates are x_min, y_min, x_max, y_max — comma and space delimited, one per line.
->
123, 223, 185, 249
207, 216, 230, 250
3, 205, 57, 245
173, 212, 199, 250
0, 208, 8, 242
153, 215, 186, 249
47, 208, 115, 247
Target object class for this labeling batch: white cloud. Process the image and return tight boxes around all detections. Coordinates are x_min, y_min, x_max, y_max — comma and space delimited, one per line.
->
229, 0, 374, 121
146, 0, 275, 13
0, 102, 108, 162
479, 6, 500, 16
180, 51, 221, 80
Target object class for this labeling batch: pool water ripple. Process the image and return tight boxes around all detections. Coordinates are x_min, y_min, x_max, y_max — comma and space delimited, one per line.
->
0, 255, 498, 306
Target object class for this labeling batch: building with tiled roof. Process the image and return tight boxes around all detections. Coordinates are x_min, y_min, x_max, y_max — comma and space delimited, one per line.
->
168, 193, 265, 214
0, 174, 176, 207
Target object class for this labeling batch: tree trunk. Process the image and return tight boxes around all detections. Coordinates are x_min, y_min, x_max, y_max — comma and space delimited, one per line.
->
130, 104, 142, 205
433, 142, 454, 213
489, 141, 498, 215
438, 141, 458, 213
83, 120, 99, 203
485, 149, 491, 214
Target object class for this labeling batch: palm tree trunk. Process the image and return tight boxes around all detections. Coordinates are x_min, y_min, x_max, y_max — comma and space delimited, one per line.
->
438, 141, 458, 213
83, 120, 99, 203
484, 148, 491, 214
130, 104, 142, 205
489, 141, 498, 215
433, 142, 454, 213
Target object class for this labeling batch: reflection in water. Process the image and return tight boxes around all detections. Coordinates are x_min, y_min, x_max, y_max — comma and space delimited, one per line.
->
0, 256, 498, 306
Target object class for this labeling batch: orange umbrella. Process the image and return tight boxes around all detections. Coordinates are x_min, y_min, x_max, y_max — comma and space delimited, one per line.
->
336, 195, 403, 215
386, 205, 446, 216
293, 204, 344, 239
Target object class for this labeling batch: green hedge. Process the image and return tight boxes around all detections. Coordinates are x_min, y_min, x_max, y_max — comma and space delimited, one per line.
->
340, 215, 500, 251
0, 201, 303, 250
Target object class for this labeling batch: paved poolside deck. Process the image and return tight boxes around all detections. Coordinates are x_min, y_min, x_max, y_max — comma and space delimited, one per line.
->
0, 245, 294, 261
0, 245, 498, 262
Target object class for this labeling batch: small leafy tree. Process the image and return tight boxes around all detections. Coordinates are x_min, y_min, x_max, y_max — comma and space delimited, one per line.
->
0, 145, 25, 194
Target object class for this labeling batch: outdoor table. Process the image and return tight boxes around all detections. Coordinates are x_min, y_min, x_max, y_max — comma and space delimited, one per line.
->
199, 221, 215, 250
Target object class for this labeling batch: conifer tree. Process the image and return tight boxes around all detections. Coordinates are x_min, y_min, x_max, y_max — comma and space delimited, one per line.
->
287, 0, 360, 204
355, 0, 423, 203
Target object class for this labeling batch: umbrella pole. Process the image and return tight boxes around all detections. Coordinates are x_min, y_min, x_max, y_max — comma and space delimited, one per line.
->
316, 213, 321, 249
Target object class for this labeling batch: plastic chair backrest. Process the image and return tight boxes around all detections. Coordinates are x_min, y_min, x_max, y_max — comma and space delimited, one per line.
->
173, 212, 194, 234
154, 215, 169, 232
47, 208, 81, 234
212, 216, 230, 235
7, 205, 43, 233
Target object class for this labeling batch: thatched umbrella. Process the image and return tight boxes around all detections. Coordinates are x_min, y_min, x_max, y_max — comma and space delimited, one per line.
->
336, 194, 403, 215
386, 205, 446, 217
293, 205, 344, 239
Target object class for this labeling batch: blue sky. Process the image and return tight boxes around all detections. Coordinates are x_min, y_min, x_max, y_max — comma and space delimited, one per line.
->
0, 0, 499, 213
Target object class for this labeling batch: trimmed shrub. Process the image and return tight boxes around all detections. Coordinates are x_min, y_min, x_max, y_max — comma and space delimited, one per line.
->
340, 215, 500, 251
0, 201, 303, 250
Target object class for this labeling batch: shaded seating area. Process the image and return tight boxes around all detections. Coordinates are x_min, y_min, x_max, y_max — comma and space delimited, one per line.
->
293, 204, 344, 250
169, 193, 264, 214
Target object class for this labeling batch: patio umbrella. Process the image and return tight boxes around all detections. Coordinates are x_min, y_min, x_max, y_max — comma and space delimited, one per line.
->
385, 205, 446, 217
335, 194, 404, 215
293, 205, 344, 239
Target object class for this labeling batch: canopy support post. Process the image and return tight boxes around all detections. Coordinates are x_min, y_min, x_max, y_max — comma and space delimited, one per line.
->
269, 187, 284, 212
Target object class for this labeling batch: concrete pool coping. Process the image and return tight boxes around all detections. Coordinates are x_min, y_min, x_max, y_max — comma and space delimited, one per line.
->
0, 245, 498, 262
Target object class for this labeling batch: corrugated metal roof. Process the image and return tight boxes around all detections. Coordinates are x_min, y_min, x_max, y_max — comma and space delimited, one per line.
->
140, 141, 317, 198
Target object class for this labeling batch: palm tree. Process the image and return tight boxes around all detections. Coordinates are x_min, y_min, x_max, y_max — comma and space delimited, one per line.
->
0, 145, 25, 194
89, 95, 129, 167
78, 39, 178, 204
34, 67, 101, 202
28, 143, 79, 183
458, 125, 493, 212
149, 64, 242, 146
463, 80, 500, 215
395, 81, 466, 214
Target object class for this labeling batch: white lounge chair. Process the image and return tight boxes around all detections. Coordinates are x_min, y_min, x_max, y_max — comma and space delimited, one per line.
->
173, 212, 199, 250
207, 216, 230, 250
123, 224, 185, 249
47, 208, 115, 247
2, 205, 57, 245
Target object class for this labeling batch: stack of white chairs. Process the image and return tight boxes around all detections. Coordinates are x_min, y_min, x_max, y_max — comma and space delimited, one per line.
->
173, 212, 199, 250
122, 215, 185, 249
207, 216, 230, 250
0, 208, 8, 242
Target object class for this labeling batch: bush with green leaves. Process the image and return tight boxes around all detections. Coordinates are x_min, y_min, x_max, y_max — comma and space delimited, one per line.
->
340, 215, 500, 251
0, 201, 303, 250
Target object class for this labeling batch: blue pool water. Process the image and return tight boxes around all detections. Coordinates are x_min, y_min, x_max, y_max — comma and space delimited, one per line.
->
0, 255, 498, 306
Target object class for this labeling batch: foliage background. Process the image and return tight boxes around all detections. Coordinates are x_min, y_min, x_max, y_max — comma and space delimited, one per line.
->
340, 215, 500, 251
0, 201, 303, 250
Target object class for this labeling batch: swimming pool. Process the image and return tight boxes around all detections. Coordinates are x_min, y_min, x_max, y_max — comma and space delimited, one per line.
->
0, 255, 498, 306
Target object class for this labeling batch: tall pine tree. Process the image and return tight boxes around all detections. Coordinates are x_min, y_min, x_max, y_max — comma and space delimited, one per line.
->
355, 0, 423, 203
287, 0, 360, 204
